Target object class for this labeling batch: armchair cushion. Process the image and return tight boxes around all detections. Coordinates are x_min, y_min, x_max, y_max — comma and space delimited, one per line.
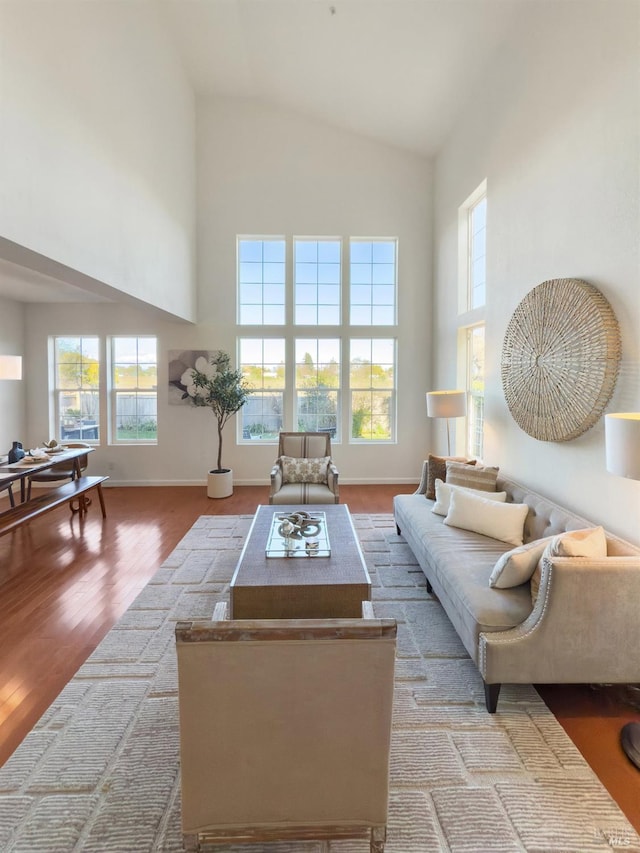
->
281, 455, 330, 484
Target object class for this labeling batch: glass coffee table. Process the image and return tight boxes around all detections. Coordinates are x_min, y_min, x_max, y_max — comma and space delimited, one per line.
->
229, 504, 371, 619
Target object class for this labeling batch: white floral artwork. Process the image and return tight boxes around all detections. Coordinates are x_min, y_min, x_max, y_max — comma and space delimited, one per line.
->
168, 350, 215, 405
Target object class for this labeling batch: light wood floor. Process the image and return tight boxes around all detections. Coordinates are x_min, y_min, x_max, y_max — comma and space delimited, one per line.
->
1, 484, 639, 833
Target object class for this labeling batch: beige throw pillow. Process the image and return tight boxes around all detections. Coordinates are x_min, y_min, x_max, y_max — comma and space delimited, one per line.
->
444, 488, 529, 547
433, 478, 507, 517
530, 526, 608, 603
281, 455, 330, 484
425, 454, 475, 500
445, 460, 499, 492
489, 536, 554, 588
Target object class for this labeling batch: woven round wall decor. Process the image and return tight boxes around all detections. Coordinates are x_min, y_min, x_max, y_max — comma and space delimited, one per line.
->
501, 278, 621, 442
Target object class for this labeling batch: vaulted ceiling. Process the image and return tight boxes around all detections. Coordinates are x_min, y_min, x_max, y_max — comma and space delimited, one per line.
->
2, 0, 532, 304
157, 0, 525, 158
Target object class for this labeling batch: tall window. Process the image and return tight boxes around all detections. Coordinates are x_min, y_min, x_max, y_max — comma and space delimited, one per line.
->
349, 339, 395, 441
458, 183, 486, 457
111, 337, 158, 443
294, 239, 341, 325
239, 338, 285, 439
350, 239, 397, 325
295, 338, 340, 437
469, 197, 487, 310
238, 238, 286, 325
466, 326, 485, 458
53, 336, 100, 442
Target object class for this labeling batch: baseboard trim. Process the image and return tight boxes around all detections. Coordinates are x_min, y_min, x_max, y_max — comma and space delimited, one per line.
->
98, 478, 420, 488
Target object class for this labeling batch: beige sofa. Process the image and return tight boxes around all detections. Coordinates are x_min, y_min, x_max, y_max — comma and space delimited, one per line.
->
393, 468, 640, 712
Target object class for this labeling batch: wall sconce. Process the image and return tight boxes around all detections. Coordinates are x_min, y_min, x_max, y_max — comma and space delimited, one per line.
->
0, 355, 22, 381
604, 412, 640, 770
426, 390, 466, 455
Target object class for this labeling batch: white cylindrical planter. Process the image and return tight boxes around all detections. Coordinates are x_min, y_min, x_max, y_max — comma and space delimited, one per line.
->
207, 469, 233, 499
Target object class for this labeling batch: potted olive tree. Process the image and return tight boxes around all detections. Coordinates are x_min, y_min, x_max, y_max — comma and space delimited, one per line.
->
181, 351, 252, 498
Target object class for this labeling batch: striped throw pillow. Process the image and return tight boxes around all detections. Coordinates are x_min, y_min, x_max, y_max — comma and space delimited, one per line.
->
445, 460, 499, 492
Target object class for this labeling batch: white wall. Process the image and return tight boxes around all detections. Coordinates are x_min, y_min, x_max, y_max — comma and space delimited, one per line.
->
0, 0, 197, 321
0, 297, 25, 457
22, 100, 433, 486
433, 0, 640, 542
196, 97, 433, 484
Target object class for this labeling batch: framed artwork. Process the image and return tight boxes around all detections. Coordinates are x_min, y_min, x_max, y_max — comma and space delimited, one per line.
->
168, 350, 215, 405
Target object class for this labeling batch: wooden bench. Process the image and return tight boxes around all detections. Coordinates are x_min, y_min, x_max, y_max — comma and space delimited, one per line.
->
0, 475, 108, 537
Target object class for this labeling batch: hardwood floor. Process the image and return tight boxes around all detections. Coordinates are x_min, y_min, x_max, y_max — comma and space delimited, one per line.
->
1, 484, 639, 833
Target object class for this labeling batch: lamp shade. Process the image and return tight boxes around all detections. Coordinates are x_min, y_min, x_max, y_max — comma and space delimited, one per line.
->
426, 390, 466, 419
605, 413, 640, 480
0, 355, 22, 381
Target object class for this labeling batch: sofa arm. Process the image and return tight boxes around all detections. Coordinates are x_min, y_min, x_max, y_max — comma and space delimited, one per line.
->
413, 460, 429, 495
269, 461, 283, 499
327, 462, 339, 499
479, 555, 640, 685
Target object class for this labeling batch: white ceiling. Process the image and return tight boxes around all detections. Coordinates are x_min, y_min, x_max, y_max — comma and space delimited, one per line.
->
157, 0, 524, 157
1, 0, 527, 305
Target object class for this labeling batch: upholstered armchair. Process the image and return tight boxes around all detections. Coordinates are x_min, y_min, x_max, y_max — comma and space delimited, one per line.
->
269, 431, 339, 504
175, 601, 397, 852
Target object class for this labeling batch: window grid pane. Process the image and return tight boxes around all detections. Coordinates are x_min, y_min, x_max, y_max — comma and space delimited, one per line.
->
349, 240, 397, 325
238, 239, 286, 325
349, 338, 395, 441
295, 338, 340, 438
112, 337, 158, 443
54, 336, 100, 442
467, 326, 485, 457
469, 197, 486, 310
294, 239, 341, 326
239, 338, 285, 439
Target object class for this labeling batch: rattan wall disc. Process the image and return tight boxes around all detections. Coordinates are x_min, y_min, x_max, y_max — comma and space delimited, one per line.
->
501, 278, 621, 442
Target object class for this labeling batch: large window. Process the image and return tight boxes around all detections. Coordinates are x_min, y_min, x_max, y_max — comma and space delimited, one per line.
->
238, 238, 286, 325
239, 338, 285, 439
349, 339, 395, 441
468, 197, 486, 310
53, 336, 100, 442
295, 338, 340, 437
350, 239, 397, 325
238, 236, 398, 443
111, 337, 158, 443
458, 183, 487, 457
294, 239, 341, 325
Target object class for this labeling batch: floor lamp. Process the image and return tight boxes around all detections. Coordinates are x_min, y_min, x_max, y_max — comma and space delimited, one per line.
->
426, 390, 467, 456
605, 412, 640, 771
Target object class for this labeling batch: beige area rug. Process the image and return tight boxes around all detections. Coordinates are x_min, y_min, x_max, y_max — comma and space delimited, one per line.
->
1, 514, 639, 853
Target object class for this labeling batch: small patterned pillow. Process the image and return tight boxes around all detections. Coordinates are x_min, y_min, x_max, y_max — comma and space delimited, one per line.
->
281, 455, 330, 484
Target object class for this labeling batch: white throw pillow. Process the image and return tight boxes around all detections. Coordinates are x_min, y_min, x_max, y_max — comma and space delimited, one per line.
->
530, 526, 608, 603
432, 478, 507, 517
280, 455, 330, 484
489, 536, 554, 588
444, 489, 529, 547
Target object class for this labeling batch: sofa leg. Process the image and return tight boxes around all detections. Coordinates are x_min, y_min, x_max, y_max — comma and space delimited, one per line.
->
395, 522, 401, 535
425, 577, 433, 594
484, 682, 500, 713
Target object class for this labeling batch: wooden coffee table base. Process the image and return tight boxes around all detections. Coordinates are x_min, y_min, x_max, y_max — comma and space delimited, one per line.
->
230, 504, 371, 619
